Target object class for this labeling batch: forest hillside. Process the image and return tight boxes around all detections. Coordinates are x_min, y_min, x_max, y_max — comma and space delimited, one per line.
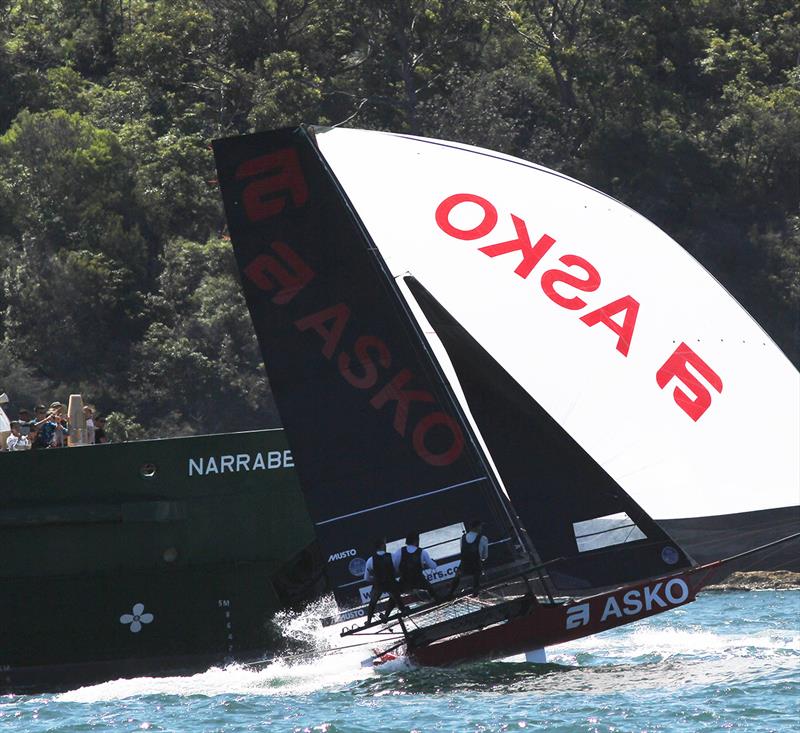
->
1, 0, 797, 439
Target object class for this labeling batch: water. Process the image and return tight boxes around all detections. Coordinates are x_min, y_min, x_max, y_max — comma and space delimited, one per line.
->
3, 591, 798, 732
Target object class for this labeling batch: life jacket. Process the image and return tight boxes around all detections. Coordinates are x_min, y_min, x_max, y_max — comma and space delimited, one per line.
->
460, 533, 483, 573
399, 546, 424, 584
371, 551, 396, 585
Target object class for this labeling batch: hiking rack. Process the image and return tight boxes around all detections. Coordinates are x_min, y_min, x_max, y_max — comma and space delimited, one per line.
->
339, 557, 565, 638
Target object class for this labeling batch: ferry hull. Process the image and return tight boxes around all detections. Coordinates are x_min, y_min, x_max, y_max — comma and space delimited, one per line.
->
1, 429, 323, 693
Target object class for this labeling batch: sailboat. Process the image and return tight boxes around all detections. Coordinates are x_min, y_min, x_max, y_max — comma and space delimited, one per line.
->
212, 125, 799, 666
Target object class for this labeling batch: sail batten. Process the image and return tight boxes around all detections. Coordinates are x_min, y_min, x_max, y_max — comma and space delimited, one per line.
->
314, 476, 490, 526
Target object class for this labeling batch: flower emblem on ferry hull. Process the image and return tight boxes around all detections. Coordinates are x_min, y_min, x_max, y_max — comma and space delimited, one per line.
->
120, 603, 154, 633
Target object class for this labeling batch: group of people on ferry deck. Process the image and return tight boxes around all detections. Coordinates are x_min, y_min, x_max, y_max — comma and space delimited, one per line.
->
363, 520, 489, 624
3, 401, 108, 451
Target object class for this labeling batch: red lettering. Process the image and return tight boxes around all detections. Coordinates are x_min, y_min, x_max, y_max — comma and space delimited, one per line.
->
338, 335, 391, 389
540, 255, 601, 310
236, 147, 308, 222
294, 303, 350, 359
479, 215, 556, 279
370, 369, 435, 436
412, 412, 464, 466
436, 194, 497, 240
243, 241, 315, 304
580, 296, 640, 356
656, 343, 723, 421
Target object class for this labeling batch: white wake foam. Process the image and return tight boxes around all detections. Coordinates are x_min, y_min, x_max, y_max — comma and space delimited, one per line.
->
58, 597, 401, 703
546, 619, 800, 669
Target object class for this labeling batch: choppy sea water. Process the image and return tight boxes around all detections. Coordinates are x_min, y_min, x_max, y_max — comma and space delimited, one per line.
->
2, 590, 798, 733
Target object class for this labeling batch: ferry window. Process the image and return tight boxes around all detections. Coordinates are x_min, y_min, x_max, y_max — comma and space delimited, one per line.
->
573, 512, 646, 553
386, 522, 466, 561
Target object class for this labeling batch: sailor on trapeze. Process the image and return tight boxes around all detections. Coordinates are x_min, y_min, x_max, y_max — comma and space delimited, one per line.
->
363, 538, 407, 624
449, 520, 489, 598
394, 532, 441, 602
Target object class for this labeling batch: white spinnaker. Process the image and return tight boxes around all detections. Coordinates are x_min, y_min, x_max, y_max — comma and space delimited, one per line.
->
315, 127, 800, 521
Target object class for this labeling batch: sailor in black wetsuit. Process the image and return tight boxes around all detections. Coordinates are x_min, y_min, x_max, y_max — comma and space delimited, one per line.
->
364, 538, 406, 624
449, 520, 489, 597
393, 532, 440, 602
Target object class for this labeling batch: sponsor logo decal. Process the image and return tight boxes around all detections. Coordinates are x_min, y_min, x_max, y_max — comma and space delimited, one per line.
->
565, 577, 691, 630
358, 560, 460, 604
234, 148, 464, 466
436, 194, 723, 421
349, 557, 367, 577
661, 546, 680, 565
339, 607, 366, 623
328, 548, 357, 562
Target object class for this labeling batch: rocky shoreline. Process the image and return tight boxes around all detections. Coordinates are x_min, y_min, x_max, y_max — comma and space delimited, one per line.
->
704, 570, 800, 591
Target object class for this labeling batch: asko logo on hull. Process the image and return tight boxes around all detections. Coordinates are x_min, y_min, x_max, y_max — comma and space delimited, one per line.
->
233, 147, 464, 467
565, 577, 691, 631
436, 194, 724, 422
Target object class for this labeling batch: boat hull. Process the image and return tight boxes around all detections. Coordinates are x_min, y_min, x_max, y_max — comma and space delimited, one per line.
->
409, 569, 708, 667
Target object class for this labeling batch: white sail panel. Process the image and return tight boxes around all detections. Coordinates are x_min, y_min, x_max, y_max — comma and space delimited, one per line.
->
315, 128, 800, 520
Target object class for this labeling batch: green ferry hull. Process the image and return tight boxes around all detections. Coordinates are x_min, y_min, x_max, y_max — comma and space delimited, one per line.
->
1, 429, 322, 693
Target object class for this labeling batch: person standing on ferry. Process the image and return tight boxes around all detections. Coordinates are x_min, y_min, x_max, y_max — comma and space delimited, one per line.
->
6, 421, 31, 451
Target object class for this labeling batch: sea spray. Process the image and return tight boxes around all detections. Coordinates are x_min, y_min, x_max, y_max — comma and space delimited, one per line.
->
55, 597, 415, 704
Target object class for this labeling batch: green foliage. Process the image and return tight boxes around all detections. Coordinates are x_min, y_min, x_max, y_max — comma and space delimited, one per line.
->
104, 411, 145, 443
249, 52, 324, 130
0, 109, 145, 268
127, 238, 274, 435
134, 130, 219, 241
0, 0, 797, 439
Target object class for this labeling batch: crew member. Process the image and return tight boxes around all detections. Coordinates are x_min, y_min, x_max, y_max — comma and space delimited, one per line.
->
364, 538, 406, 624
450, 520, 489, 597
393, 532, 440, 602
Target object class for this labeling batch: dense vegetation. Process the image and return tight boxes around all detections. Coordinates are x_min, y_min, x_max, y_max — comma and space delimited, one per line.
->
0, 0, 797, 440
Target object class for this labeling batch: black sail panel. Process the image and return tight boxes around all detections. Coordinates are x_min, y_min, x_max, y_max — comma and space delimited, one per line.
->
212, 128, 519, 607
404, 277, 693, 590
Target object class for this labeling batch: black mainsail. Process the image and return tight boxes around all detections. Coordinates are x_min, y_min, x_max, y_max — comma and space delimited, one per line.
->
213, 128, 527, 608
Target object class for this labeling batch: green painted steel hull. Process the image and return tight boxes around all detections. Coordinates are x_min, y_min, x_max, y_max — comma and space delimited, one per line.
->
0, 429, 323, 693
